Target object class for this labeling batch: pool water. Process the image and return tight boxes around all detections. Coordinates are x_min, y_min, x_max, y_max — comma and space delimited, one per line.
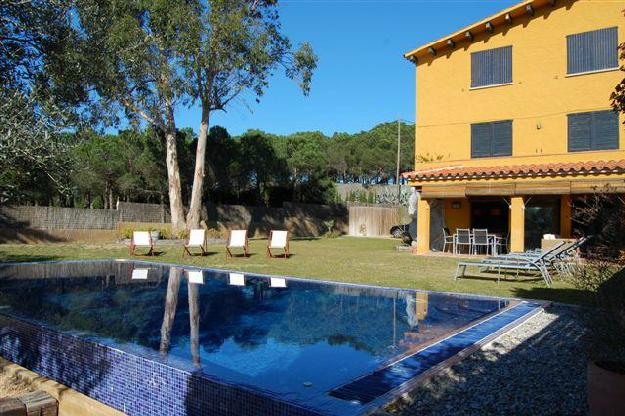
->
0, 260, 513, 415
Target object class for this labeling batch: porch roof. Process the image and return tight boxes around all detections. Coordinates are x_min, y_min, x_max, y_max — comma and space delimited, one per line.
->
402, 159, 625, 182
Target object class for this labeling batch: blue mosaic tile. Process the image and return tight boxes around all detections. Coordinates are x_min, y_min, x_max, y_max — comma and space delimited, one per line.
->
0, 314, 324, 416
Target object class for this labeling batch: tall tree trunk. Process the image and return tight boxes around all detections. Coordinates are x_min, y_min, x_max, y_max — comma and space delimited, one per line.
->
104, 183, 109, 209
160, 267, 181, 356
292, 168, 298, 202
186, 106, 209, 229
163, 102, 187, 232
188, 281, 200, 368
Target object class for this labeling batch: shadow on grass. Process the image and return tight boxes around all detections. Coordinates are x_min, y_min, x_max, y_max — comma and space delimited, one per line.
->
290, 237, 322, 241
130, 251, 167, 257
182, 251, 219, 258
512, 286, 595, 306
225, 252, 265, 259
0, 254, 62, 263
268, 254, 295, 259
389, 305, 588, 416
459, 273, 544, 284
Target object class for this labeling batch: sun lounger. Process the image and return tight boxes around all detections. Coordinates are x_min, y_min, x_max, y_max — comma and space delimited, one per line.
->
267, 230, 289, 259
226, 230, 249, 258
183, 229, 208, 256
487, 237, 588, 277
454, 241, 566, 287
130, 231, 155, 256
495, 237, 585, 261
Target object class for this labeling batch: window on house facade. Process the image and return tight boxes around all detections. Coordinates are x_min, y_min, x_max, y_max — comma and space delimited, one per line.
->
470, 46, 512, 88
568, 110, 619, 152
471, 120, 513, 158
567, 27, 618, 75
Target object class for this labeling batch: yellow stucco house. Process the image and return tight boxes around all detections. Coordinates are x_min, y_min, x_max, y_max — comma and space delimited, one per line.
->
403, 0, 625, 254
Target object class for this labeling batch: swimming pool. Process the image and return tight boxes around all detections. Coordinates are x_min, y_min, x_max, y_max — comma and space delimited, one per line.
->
0, 260, 544, 415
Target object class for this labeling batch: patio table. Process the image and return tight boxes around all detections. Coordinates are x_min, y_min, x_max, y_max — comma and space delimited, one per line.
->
489, 233, 507, 255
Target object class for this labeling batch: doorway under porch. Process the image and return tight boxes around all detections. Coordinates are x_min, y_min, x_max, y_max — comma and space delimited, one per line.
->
417, 194, 574, 254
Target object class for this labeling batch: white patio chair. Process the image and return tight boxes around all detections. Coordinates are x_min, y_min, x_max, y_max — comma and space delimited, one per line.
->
267, 230, 290, 259
226, 229, 249, 258
130, 231, 154, 256
183, 229, 207, 256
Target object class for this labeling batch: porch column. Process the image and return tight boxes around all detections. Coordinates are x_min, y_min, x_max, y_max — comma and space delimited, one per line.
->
560, 194, 572, 238
510, 196, 525, 253
416, 198, 431, 254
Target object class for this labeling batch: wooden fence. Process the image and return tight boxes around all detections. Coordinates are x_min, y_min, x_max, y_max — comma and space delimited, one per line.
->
347, 205, 401, 237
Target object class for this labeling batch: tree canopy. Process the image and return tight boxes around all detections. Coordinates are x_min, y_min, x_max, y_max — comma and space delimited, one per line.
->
0, 0, 414, 214
2, 121, 415, 208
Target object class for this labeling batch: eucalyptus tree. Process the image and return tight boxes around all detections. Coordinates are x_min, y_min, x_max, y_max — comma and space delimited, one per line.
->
0, 0, 72, 91
0, 0, 79, 205
70, 0, 315, 231
0, 90, 74, 204
182, 0, 317, 228
71, 0, 201, 231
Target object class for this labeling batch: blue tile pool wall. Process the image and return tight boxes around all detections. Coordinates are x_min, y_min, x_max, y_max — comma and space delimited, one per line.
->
0, 314, 322, 416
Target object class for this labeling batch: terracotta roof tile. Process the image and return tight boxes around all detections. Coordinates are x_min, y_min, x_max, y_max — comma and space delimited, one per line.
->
402, 159, 625, 181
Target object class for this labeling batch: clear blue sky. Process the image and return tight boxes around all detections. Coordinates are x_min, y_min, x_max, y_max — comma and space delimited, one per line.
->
175, 0, 519, 137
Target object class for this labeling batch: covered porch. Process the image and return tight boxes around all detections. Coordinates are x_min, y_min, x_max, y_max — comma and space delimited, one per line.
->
405, 160, 625, 255
418, 194, 573, 255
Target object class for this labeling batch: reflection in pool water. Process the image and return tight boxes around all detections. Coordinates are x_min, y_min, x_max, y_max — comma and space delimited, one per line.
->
0, 261, 509, 414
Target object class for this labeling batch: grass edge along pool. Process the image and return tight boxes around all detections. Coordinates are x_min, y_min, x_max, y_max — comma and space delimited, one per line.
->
0, 260, 546, 416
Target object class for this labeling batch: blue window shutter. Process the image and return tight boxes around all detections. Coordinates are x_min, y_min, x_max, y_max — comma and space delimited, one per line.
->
591, 110, 619, 150
471, 120, 512, 158
567, 27, 618, 74
471, 51, 483, 88
471, 46, 512, 88
471, 123, 492, 158
593, 28, 619, 72
568, 113, 592, 151
492, 121, 513, 156
499, 47, 512, 84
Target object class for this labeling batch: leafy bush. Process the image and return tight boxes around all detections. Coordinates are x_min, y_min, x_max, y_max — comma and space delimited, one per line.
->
324, 230, 341, 239
598, 265, 625, 331
569, 255, 621, 293
323, 219, 335, 233
117, 222, 172, 239
585, 265, 625, 363
206, 228, 226, 240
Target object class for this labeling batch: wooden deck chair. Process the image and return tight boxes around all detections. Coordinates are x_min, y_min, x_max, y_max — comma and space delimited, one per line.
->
183, 229, 207, 256
226, 230, 249, 258
267, 230, 289, 259
130, 231, 154, 256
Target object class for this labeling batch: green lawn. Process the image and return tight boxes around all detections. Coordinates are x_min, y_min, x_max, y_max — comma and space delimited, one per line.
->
0, 237, 593, 305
